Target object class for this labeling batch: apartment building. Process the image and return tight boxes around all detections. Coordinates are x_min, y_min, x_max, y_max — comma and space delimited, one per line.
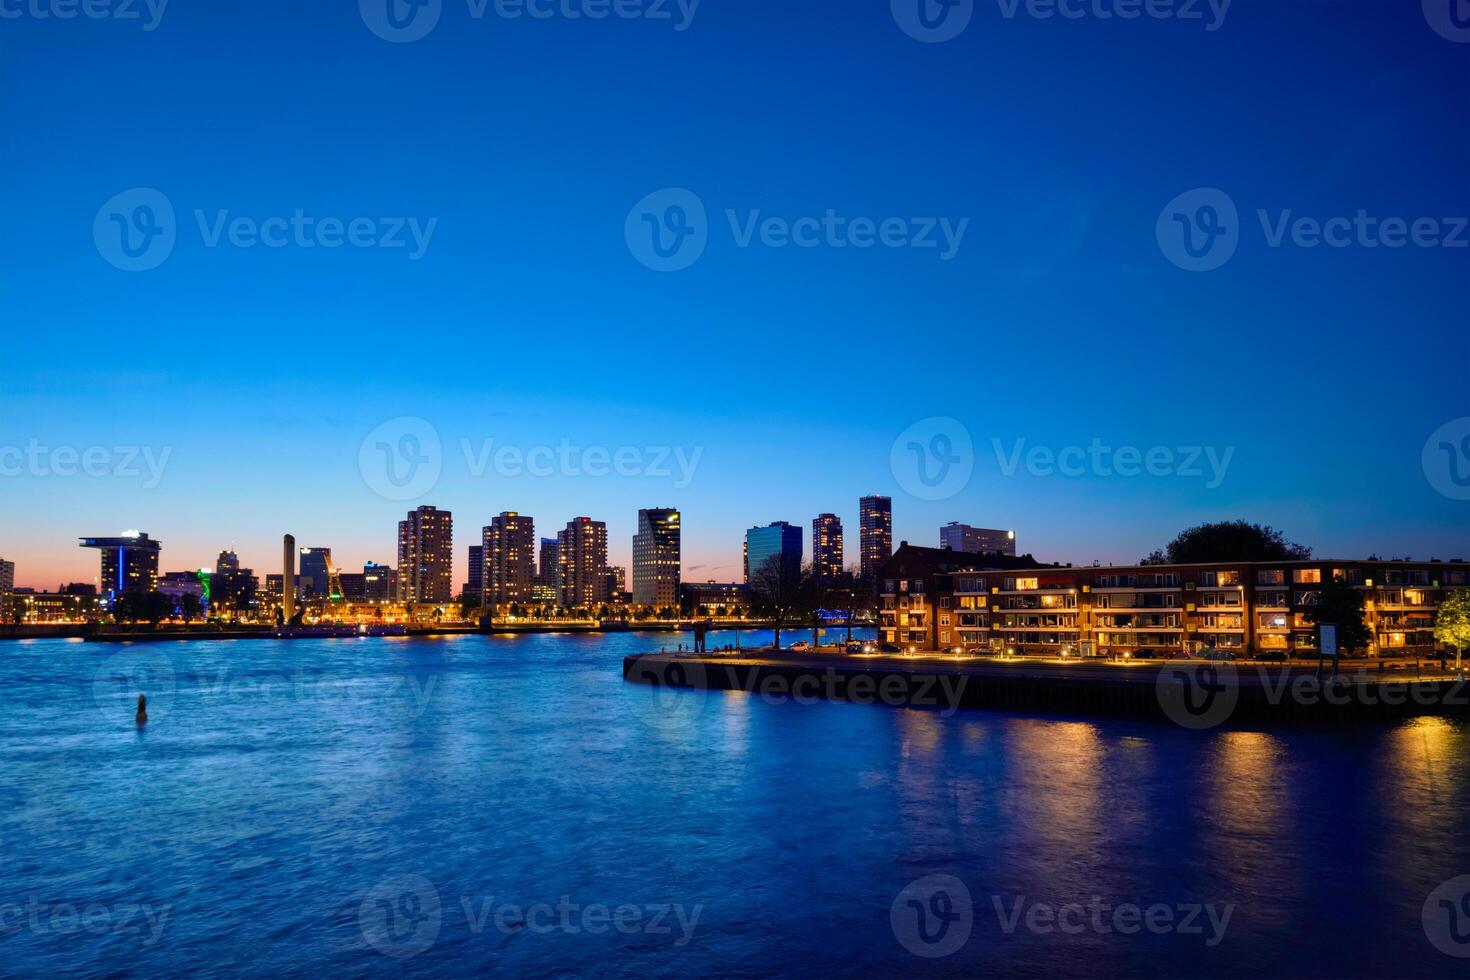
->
878, 546, 1467, 658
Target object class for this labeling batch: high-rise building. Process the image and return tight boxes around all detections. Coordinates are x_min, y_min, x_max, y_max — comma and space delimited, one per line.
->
859, 495, 893, 579
483, 512, 536, 606
538, 538, 559, 589
79, 532, 162, 603
632, 508, 681, 608
605, 566, 628, 603
464, 545, 484, 606
557, 517, 608, 607
0, 558, 13, 596
299, 547, 333, 598
216, 550, 240, 575
398, 506, 454, 603
940, 523, 1016, 557
811, 513, 844, 584
363, 562, 396, 602
745, 522, 802, 584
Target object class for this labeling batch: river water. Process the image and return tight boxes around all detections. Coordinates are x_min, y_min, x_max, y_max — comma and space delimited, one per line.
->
1, 631, 1466, 977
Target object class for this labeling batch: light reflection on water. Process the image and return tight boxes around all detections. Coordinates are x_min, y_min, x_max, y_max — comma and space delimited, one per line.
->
0, 632, 1465, 978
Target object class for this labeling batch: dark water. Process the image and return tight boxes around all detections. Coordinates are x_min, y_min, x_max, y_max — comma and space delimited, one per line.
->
1, 632, 1467, 978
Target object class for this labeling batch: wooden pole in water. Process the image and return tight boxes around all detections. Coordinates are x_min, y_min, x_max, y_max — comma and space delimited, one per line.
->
135, 693, 147, 726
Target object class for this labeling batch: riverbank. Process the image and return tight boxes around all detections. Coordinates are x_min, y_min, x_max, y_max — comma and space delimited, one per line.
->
54, 620, 787, 643
622, 650, 1470, 723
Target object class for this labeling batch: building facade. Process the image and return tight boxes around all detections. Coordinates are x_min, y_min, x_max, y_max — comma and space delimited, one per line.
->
216, 550, 240, 575
811, 513, 844, 584
878, 546, 1469, 658
464, 545, 484, 607
483, 512, 536, 606
859, 496, 892, 580
679, 581, 752, 615
363, 562, 396, 602
557, 517, 608, 607
397, 506, 454, 603
745, 522, 802, 584
940, 523, 1016, 557
79, 533, 162, 603
299, 547, 333, 598
632, 508, 681, 608
538, 538, 559, 590
0, 558, 13, 596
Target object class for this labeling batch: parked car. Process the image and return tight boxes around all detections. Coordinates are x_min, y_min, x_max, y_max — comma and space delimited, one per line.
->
789, 641, 811, 651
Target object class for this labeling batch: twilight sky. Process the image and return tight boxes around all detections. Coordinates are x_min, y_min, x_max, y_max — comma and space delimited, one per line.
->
1, 0, 1467, 590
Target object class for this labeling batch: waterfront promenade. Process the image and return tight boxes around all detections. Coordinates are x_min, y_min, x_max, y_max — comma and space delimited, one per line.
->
623, 649, 1470, 723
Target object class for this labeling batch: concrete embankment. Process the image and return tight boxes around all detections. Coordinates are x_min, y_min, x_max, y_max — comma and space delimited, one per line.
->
623, 652, 1470, 724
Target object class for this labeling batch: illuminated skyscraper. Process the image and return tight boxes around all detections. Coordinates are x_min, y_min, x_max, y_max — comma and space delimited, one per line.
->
812, 513, 844, 584
632, 508, 681, 608
398, 506, 454, 603
483, 512, 536, 606
557, 517, 608, 607
0, 558, 13, 596
465, 545, 484, 606
859, 495, 892, 579
299, 547, 333, 598
745, 522, 801, 584
79, 532, 162, 603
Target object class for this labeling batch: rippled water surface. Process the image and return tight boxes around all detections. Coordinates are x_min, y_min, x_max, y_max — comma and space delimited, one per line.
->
1, 632, 1467, 977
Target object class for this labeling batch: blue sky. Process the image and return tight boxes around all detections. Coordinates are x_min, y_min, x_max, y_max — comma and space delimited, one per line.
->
1, 0, 1466, 589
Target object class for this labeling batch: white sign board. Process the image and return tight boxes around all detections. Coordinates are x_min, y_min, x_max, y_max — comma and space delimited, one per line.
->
1319, 624, 1338, 657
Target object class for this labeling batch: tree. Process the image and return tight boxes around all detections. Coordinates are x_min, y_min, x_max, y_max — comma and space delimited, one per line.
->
749, 554, 806, 650
825, 567, 875, 644
1433, 589, 1470, 670
1143, 521, 1312, 565
178, 593, 203, 623
1303, 579, 1372, 655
